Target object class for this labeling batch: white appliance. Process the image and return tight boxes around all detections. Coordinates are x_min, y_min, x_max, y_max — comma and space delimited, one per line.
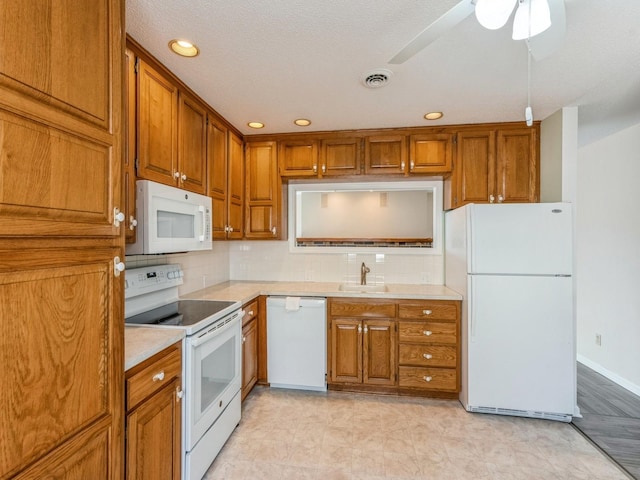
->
445, 203, 575, 422
127, 180, 212, 255
125, 264, 242, 480
267, 297, 327, 391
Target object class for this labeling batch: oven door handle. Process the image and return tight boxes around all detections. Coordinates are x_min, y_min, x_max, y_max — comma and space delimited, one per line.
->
189, 310, 243, 347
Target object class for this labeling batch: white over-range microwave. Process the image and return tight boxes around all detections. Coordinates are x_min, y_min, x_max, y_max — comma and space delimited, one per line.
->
126, 180, 212, 255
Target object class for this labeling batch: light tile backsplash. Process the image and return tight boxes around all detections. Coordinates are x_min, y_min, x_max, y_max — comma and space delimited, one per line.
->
228, 241, 444, 285
125, 242, 231, 295
124, 240, 443, 294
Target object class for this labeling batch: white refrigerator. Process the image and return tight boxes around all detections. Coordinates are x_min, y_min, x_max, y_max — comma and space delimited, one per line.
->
445, 203, 575, 422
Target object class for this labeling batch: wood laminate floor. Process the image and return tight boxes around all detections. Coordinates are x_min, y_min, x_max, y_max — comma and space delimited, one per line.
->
572, 362, 640, 479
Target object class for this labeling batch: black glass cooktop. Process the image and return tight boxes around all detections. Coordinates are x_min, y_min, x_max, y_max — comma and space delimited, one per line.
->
126, 300, 237, 327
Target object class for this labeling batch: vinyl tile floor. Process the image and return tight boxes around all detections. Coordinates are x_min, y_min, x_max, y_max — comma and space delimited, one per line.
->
204, 386, 631, 480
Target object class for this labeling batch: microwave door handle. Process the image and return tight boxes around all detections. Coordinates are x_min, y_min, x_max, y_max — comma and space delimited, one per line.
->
198, 205, 205, 241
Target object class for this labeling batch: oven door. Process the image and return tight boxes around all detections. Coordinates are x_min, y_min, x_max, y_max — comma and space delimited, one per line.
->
185, 310, 242, 450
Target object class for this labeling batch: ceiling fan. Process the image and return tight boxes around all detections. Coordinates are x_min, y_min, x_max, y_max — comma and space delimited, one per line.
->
389, 0, 566, 64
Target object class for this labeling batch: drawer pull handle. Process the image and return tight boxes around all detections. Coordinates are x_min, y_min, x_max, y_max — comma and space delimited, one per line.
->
248, 310, 254, 316
424, 376, 433, 382
423, 353, 433, 360
423, 330, 433, 336
152, 371, 165, 382
423, 309, 432, 315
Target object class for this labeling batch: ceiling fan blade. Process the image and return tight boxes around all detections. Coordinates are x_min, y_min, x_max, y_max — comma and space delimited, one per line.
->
529, 0, 566, 61
389, 0, 476, 64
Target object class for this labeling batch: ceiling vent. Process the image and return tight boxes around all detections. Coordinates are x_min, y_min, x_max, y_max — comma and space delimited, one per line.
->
362, 69, 393, 89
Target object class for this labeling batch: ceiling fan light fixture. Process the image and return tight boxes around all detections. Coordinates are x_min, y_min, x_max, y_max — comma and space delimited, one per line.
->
512, 0, 552, 40
475, 0, 518, 30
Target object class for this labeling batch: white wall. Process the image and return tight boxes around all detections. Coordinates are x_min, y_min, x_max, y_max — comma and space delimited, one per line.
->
576, 121, 640, 394
228, 240, 444, 285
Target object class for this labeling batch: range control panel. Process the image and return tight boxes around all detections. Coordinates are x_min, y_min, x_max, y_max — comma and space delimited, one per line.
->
124, 264, 184, 299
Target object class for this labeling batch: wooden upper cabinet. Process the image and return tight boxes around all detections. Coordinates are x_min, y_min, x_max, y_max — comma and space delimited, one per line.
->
125, 48, 138, 244
177, 92, 207, 194
245, 141, 281, 239
0, 3, 111, 129
0, 2, 122, 238
137, 58, 179, 187
208, 116, 229, 239
409, 133, 453, 173
321, 137, 362, 176
453, 130, 496, 208
227, 132, 245, 239
279, 140, 319, 177
496, 128, 538, 203
364, 135, 408, 175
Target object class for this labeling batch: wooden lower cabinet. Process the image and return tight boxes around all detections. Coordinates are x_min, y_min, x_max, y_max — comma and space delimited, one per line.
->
241, 299, 259, 401
125, 342, 182, 480
327, 297, 460, 398
328, 299, 396, 387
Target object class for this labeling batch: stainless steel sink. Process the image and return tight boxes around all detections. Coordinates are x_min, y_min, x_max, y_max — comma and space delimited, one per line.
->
338, 284, 388, 293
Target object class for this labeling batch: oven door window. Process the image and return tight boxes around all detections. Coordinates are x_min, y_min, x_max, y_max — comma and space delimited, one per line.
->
200, 335, 235, 412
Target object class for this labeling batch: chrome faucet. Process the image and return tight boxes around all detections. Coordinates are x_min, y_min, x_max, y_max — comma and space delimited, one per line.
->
360, 262, 370, 285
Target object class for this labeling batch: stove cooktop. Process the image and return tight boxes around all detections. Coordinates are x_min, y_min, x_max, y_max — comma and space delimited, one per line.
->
126, 299, 237, 328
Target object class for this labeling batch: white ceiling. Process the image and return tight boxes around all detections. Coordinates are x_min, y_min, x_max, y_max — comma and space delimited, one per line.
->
126, 1, 640, 145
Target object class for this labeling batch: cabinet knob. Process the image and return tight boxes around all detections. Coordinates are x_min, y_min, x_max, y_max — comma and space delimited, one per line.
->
423, 330, 433, 336
498, 194, 504, 203
313, 164, 317, 173
423, 376, 433, 383
248, 310, 254, 316
423, 309, 432, 315
129, 216, 138, 230
489, 194, 495, 203
358, 325, 362, 333
363, 324, 368, 334
181, 173, 187, 182
152, 371, 165, 382
176, 387, 183, 402
173, 171, 180, 179
229, 226, 234, 232
410, 161, 415, 171
423, 353, 433, 360
271, 226, 277, 236
401, 161, 405, 170
113, 256, 125, 277
113, 208, 125, 227
242, 336, 246, 344
322, 164, 326, 173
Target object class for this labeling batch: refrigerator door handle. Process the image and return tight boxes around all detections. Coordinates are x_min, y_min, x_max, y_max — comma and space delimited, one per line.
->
469, 278, 476, 340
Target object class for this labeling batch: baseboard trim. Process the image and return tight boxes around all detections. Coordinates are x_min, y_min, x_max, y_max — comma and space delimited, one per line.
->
577, 354, 640, 397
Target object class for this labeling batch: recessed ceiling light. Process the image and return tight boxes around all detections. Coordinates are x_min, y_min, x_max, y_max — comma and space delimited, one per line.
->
424, 112, 444, 120
168, 39, 199, 57
294, 119, 311, 127
248, 122, 265, 129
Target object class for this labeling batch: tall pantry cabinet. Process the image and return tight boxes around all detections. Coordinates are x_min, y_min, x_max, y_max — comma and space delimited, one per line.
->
0, 2, 125, 479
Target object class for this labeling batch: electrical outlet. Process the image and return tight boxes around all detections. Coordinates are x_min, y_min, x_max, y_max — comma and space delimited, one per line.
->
595, 333, 602, 346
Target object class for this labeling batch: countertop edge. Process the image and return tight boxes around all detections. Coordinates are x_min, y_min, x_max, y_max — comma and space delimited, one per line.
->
125, 327, 185, 371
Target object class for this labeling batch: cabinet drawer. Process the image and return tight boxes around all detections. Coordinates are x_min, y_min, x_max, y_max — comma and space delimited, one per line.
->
243, 299, 259, 326
399, 344, 457, 368
127, 346, 182, 410
330, 300, 395, 318
398, 366, 457, 391
398, 303, 457, 321
398, 321, 457, 345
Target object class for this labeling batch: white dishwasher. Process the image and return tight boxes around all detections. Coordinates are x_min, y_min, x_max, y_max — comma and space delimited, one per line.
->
267, 297, 327, 391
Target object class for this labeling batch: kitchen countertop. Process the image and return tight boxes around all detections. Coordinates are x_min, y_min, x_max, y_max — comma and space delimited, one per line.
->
125, 326, 185, 371
181, 281, 462, 305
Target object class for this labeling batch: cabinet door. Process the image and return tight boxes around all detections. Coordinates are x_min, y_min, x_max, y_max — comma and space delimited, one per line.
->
330, 319, 363, 384
228, 132, 245, 239
242, 318, 258, 401
363, 319, 396, 386
208, 116, 228, 239
137, 59, 178, 187
364, 135, 407, 175
279, 140, 319, 177
496, 128, 538, 203
0, 247, 123, 479
454, 130, 496, 206
245, 141, 280, 239
409, 133, 453, 174
321, 137, 362, 176
126, 379, 181, 480
178, 92, 207, 194
125, 48, 138, 244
